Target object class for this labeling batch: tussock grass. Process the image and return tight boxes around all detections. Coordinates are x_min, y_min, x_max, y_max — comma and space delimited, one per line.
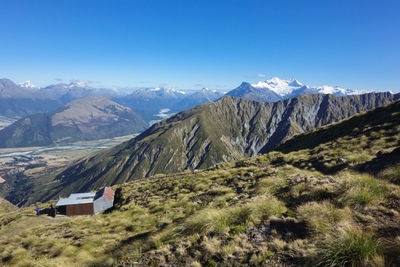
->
339, 174, 389, 206
257, 175, 287, 195
317, 226, 382, 267
171, 196, 286, 238
297, 201, 352, 234
379, 164, 400, 185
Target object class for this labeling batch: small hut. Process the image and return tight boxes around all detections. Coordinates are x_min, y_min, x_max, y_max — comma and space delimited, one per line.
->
55, 187, 114, 216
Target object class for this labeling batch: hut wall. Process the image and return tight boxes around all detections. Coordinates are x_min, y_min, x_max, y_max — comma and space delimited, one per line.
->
93, 197, 113, 213
66, 203, 94, 216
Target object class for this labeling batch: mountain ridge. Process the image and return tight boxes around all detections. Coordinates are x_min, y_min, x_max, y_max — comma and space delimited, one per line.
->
30, 92, 400, 202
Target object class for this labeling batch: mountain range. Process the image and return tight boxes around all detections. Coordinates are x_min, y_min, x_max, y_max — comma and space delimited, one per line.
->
227, 77, 371, 102
24, 92, 399, 203
0, 77, 375, 125
0, 96, 148, 147
0, 78, 225, 124
114, 87, 224, 122
0, 79, 61, 118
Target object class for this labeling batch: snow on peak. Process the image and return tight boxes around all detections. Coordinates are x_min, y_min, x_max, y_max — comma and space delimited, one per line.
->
201, 88, 217, 93
19, 80, 37, 89
249, 77, 371, 98
68, 81, 89, 88
316, 85, 348, 95
251, 77, 305, 96
314, 86, 371, 96
150, 87, 186, 95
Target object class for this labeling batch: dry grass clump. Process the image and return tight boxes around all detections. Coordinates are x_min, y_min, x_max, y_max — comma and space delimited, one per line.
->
297, 201, 352, 234
248, 196, 287, 223
339, 174, 389, 207
257, 174, 287, 195
378, 164, 400, 185
171, 196, 286, 238
316, 225, 383, 267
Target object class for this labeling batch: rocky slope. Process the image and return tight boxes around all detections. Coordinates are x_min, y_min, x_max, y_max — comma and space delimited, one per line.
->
0, 96, 148, 147
34, 92, 399, 201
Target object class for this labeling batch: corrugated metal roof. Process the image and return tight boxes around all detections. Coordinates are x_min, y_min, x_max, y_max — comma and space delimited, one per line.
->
56, 197, 94, 206
69, 192, 96, 199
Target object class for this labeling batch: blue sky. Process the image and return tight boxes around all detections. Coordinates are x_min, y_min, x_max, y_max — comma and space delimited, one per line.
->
0, 0, 399, 92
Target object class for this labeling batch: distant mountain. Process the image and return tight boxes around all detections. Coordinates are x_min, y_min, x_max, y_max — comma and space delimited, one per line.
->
227, 77, 372, 102
0, 78, 126, 119
40, 92, 399, 197
114, 87, 222, 123
0, 78, 62, 118
0, 96, 148, 148
0, 77, 383, 126
40, 81, 120, 104
19, 80, 38, 89
0, 78, 224, 123
0, 78, 37, 99
226, 81, 281, 102
173, 88, 223, 111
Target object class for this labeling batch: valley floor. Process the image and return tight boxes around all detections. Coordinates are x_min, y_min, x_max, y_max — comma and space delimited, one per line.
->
0, 134, 137, 206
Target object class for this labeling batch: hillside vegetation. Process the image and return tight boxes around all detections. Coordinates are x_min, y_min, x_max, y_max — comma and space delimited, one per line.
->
0, 100, 399, 266
26, 92, 399, 204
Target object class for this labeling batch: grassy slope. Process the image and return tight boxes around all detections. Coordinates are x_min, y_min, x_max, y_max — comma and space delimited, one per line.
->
24, 93, 399, 206
0, 101, 400, 266
0, 198, 17, 216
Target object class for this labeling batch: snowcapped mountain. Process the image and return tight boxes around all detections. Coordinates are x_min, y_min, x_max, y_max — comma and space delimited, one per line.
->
114, 87, 223, 122
40, 81, 120, 103
173, 88, 223, 111
227, 82, 281, 102
227, 77, 372, 102
19, 80, 38, 89
251, 78, 307, 97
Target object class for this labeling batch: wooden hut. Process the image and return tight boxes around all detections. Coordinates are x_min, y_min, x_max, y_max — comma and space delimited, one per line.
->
55, 187, 114, 216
